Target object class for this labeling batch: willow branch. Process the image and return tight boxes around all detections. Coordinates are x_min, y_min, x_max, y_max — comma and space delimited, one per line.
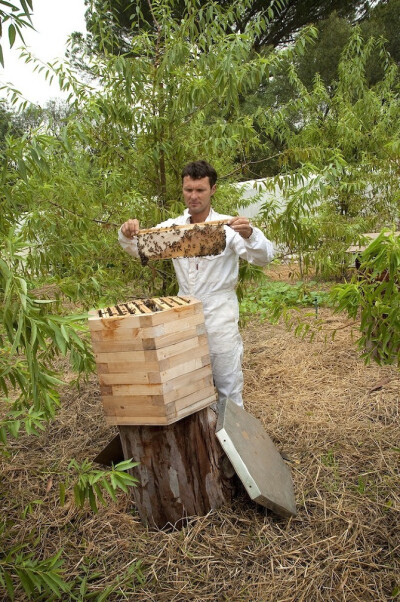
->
41, 198, 120, 227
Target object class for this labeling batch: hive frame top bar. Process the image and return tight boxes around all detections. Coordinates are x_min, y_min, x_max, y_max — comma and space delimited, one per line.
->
94, 296, 193, 318
138, 219, 230, 235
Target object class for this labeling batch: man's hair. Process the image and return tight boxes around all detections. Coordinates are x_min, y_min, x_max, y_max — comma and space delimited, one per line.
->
181, 160, 218, 187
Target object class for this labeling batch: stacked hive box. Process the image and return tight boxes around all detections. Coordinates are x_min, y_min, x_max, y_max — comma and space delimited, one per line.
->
88, 296, 217, 425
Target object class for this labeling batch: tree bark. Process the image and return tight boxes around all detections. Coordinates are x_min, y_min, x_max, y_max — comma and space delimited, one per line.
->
119, 407, 234, 529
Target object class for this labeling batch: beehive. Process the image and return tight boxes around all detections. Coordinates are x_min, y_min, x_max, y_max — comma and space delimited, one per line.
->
88, 296, 217, 425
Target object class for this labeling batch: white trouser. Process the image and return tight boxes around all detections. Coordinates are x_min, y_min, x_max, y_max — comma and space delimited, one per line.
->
196, 290, 244, 408
210, 342, 244, 407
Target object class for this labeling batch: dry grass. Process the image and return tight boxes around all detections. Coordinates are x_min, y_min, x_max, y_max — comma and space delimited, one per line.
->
1, 279, 399, 600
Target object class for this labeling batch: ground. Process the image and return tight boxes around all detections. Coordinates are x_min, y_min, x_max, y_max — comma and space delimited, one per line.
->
1, 269, 399, 600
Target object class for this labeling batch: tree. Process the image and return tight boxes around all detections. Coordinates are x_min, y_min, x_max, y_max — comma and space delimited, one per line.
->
331, 230, 400, 367
296, 12, 353, 90
71, 0, 372, 66
255, 28, 400, 277
361, 0, 400, 66
0, 101, 22, 146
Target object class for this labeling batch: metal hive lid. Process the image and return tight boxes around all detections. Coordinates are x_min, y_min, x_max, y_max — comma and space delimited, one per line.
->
216, 399, 297, 518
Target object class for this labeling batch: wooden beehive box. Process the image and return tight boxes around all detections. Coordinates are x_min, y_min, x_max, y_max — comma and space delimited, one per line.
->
88, 296, 217, 425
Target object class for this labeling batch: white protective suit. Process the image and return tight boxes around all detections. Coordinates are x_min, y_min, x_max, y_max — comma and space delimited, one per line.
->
118, 208, 274, 407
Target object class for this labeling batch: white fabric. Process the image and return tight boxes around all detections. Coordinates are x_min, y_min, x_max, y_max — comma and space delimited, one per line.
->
119, 208, 274, 407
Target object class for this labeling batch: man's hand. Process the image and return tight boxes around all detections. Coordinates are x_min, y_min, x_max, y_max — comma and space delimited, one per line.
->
229, 217, 253, 239
121, 219, 140, 238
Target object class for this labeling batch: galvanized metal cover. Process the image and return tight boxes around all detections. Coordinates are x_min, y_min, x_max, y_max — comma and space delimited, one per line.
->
216, 399, 297, 518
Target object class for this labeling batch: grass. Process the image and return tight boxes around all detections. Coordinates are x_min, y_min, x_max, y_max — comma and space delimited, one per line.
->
0, 266, 399, 600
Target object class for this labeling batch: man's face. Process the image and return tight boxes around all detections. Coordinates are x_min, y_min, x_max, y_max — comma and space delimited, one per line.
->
182, 176, 216, 222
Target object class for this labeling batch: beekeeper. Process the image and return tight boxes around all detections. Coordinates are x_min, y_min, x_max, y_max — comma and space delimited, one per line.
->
118, 160, 274, 408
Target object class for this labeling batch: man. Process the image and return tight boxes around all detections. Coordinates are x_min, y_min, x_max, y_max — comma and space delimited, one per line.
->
119, 160, 274, 407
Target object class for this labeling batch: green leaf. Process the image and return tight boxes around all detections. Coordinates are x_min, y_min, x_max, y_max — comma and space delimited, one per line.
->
40, 571, 69, 596
114, 459, 138, 471
3, 570, 14, 600
101, 478, 117, 502
0, 426, 7, 445
73, 483, 83, 507
60, 323, 70, 343
8, 23, 16, 48
93, 482, 106, 506
59, 482, 66, 506
15, 569, 35, 596
20, 0, 33, 18
88, 486, 98, 513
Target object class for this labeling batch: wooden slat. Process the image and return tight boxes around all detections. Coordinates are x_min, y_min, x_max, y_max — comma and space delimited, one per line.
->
111, 383, 165, 396
103, 404, 166, 418
89, 298, 202, 330
163, 365, 212, 397
92, 340, 158, 353
100, 384, 112, 396
116, 304, 130, 315
105, 415, 170, 426
104, 392, 216, 425
100, 371, 152, 386
133, 299, 154, 314
88, 314, 142, 331
92, 327, 204, 353
97, 341, 210, 378
159, 344, 210, 379
99, 360, 161, 373
94, 350, 149, 363
163, 375, 214, 404
155, 335, 208, 361
94, 337, 206, 364
101, 394, 165, 406
107, 367, 213, 400
91, 313, 204, 342
138, 219, 230, 235
166, 296, 186, 306
178, 296, 196, 304
152, 297, 173, 311
137, 299, 202, 327
142, 324, 206, 350
162, 358, 211, 387
104, 388, 216, 425
173, 386, 217, 412
91, 322, 201, 349
174, 394, 217, 419
125, 302, 140, 314
158, 312, 204, 334
90, 315, 203, 344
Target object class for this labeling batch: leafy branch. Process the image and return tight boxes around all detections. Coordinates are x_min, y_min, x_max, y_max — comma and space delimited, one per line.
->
0, 547, 69, 601
0, 0, 34, 67
0, 229, 95, 446
60, 458, 139, 514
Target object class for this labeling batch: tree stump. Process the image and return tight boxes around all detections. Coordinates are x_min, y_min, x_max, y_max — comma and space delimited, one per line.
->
119, 406, 234, 529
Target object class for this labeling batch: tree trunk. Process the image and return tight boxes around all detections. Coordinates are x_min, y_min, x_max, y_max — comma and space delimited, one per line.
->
119, 407, 234, 529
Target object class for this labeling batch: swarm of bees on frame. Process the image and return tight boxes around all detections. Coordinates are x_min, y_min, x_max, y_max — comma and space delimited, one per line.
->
137, 223, 227, 266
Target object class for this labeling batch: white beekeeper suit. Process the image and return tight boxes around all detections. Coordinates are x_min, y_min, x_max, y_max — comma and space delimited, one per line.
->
119, 208, 274, 407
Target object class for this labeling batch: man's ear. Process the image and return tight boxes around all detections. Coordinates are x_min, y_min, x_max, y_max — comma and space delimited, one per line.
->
210, 184, 216, 196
